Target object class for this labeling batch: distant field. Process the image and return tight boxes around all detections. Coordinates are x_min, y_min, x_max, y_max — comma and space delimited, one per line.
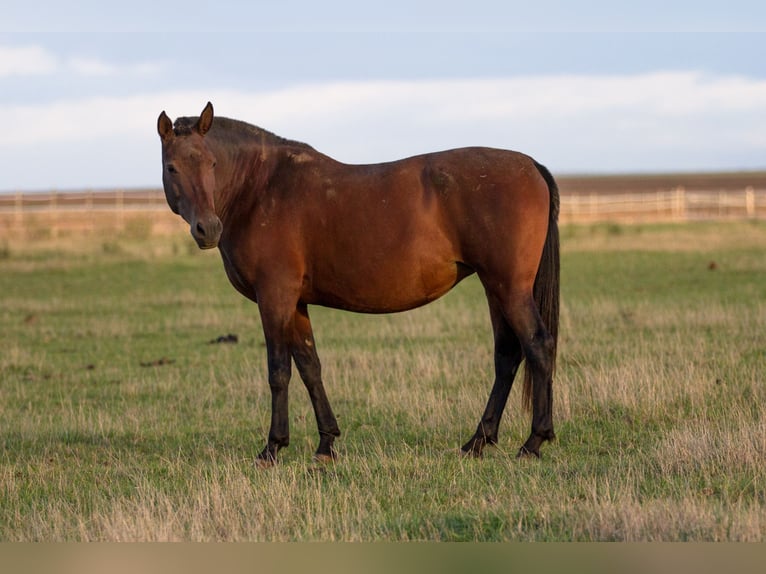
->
1, 221, 764, 541
558, 170, 766, 195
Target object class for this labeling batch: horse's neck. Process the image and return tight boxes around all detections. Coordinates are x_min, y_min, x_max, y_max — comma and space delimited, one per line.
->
211, 138, 280, 221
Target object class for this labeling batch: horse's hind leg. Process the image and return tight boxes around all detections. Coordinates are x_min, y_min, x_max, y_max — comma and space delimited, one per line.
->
461, 294, 524, 457
504, 291, 556, 458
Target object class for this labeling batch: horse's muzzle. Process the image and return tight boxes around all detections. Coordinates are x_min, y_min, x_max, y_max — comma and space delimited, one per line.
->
191, 214, 223, 249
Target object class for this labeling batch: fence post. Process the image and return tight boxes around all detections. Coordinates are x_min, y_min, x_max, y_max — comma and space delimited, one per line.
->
51, 189, 59, 238
87, 189, 94, 234
745, 186, 755, 219
14, 191, 23, 237
673, 186, 686, 221
117, 188, 124, 231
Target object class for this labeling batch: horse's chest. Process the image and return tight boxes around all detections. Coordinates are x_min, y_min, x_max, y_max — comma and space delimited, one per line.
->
220, 248, 258, 302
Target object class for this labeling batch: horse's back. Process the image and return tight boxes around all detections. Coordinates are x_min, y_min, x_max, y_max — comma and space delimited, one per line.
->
332, 146, 549, 230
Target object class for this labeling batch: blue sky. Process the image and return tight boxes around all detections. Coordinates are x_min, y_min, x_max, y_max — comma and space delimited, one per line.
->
2, 1, 766, 191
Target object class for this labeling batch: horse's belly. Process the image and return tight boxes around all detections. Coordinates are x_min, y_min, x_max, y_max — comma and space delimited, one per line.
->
307, 258, 468, 314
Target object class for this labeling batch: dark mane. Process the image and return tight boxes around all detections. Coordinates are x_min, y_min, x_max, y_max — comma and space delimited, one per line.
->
173, 116, 314, 150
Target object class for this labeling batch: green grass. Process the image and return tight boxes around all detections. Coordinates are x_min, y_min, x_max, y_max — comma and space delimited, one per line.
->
1, 221, 765, 540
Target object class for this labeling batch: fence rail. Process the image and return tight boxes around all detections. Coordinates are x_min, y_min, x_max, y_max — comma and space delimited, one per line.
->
1, 185, 765, 240
559, 186, 766, 223
0, 189, 179, 240
0, 189, 168, 212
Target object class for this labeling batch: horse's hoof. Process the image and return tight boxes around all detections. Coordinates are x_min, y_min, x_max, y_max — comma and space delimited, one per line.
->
459, 446, 483, 459
313, 451, 338, 464
516, 446, 541, 459
255, 456, 277, 469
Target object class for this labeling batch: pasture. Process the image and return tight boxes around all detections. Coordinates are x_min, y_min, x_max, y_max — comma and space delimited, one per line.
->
1, 220, 764, 541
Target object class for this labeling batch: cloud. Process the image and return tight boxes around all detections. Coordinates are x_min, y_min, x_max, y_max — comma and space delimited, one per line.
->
10, 72, 766, 142
65, 56, 164, 77
0, 45, 57, 77
0, 43, 164, 79
3, 71, 766, 189
66, 56, 117, 77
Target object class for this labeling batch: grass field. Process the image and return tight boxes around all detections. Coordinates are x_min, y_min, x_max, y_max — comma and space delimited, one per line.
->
1, 220, 765, 541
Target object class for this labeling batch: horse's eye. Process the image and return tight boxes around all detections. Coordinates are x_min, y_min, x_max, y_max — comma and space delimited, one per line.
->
167, 164, 178, 174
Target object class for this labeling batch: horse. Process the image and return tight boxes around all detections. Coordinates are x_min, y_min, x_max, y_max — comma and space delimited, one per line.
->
157, 102, 560, 465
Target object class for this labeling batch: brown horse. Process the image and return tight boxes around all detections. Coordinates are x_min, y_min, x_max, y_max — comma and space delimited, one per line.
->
157, 102, 560, 465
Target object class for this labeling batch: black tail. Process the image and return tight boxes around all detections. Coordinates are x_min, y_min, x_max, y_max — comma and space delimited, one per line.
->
522, 161, 560, 411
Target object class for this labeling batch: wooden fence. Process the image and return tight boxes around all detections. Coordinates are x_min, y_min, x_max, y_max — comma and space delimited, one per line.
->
0, 189, 182, 240
559, 186, 766, 223
1, 185, 765, 240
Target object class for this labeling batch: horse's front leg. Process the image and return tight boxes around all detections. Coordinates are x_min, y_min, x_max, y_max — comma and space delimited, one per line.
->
256, 335, 292, 466
291, 304, 341, 462
256, 297, 296, 467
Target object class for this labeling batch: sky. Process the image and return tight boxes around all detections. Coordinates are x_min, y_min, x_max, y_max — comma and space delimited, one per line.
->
1, 1, 766, 191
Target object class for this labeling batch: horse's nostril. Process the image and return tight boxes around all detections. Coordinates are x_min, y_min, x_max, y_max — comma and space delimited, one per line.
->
192, 216, 222, 248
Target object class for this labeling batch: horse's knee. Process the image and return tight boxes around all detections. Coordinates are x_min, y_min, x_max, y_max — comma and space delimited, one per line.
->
268, 365, 291, 389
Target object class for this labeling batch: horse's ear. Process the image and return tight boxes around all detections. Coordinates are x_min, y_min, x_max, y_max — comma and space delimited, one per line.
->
157, 111, 174, 142
196, 102, 214, 136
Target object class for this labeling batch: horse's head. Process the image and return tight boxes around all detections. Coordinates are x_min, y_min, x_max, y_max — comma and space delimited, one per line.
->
157, 102, 223, 249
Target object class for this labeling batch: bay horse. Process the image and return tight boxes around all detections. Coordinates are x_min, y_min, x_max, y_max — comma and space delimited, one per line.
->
157, 102, 560, 465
